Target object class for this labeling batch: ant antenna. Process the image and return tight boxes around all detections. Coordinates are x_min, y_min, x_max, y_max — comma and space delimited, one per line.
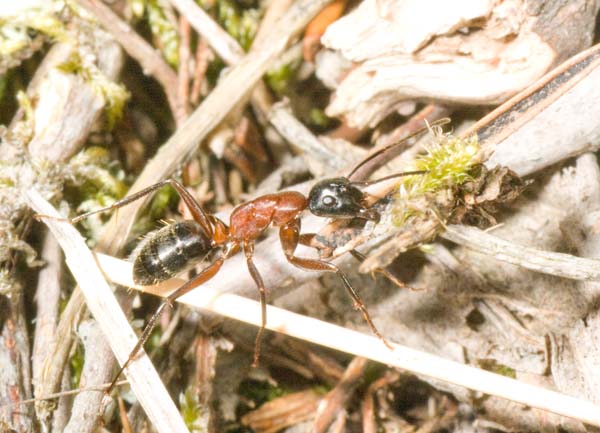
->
350, 170, 428, 187
346, 118, 450, 181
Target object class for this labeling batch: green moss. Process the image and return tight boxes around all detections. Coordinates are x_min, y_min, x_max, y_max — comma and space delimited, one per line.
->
238, 379, 286, 406
58, 52, 130, 129
180, 387, 206, 433
393, 126, 480, 225
217, 0, 259, 51
406, 134, 479, 194
146, 0, 180, 67
265, 62, 294, 94
193, 1, 261, 87
0, 27, 28, 57
0, 11, 68, 57
125, 0, 180, 66
16, 91, 34, 126
477, 359, 516, 378
70, 343, 85, 389
69, 147, 128, 197
9, 90, 35, 144
25, 13, 69, 42
65, 146, 128, 243
308, 107, 332, 128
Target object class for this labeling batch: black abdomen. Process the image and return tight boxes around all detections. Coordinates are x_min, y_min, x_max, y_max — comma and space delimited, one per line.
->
132, 221, 212, 286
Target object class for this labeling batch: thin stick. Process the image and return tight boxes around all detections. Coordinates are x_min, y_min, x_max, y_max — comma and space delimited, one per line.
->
26, 190, 190, 433
88, 252, 600, 427
190, 38, 210, 105
176, 15, 192, 122
313, 357, 369, 433
0, 381, 129, 410
32, 234, 62, 396
442, 224, 600, 281
76, 0, 180, 118
169, 0, 243, 65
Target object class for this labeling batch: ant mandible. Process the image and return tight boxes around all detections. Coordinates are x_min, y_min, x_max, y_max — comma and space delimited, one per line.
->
46, 121, 441, 394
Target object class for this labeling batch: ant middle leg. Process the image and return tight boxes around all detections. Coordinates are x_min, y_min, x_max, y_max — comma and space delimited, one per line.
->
106, 256, 225, 394
242, 241, 268, 367
299, 234, 412, 290
279, 220, 392, 349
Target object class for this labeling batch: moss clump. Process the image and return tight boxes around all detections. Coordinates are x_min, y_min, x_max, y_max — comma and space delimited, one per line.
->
146, 0, 180, 67
0, 11, 68, 58
217, 0, 259, 51
393, 125, 480, 225
58, 51, 130, 129
65, 146, 128, 244
13, 91, 35, 142
179, 387, 206, 433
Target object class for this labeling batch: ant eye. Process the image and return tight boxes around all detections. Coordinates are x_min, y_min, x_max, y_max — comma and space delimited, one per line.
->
322, 195, 337, 207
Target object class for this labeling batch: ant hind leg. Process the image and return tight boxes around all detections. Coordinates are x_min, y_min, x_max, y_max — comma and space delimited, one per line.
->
105, 256, 225, 394
35, 178, 213, 237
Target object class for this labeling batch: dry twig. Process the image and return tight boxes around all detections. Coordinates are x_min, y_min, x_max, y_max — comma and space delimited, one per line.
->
26, 190, 190, 433
442, 225, 600, 281
176, 15, 192, 122
312, 357, 369, 433
76, 0, 179, 120
62, 320, 114, 433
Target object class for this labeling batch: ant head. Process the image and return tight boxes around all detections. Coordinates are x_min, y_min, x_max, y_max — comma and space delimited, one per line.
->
308, 177, 379, 221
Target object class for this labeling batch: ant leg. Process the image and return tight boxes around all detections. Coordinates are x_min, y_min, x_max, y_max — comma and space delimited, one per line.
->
348, 250, 414, 290
106, 255, 226, 394
299, 234, 411, 290
299, 234, 410, 290
279, 220, 392, 349
298, 233, 316, 246
36, 178, 213, 237
242, 241, 267, 367
299, 234, 410, 289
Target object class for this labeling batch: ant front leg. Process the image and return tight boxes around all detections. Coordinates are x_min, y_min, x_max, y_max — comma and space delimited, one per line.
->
242, 241, 268, 367
36, 178, 214, 238
348, 250, 416, 291
106, 254, 226, 394
279, 219, 392, 349
299, 234, 411, 291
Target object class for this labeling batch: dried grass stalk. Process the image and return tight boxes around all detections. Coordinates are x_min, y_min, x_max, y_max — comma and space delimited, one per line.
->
26, 190, 190, 433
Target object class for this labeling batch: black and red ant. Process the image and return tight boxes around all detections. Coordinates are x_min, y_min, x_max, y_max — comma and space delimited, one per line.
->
39, 121, 441, 393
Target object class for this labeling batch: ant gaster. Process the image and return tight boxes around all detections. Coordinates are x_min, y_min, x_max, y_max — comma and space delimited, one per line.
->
49, 121, 441, 394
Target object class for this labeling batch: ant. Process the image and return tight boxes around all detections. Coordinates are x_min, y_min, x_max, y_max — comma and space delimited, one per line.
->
39, 121, 442, 394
